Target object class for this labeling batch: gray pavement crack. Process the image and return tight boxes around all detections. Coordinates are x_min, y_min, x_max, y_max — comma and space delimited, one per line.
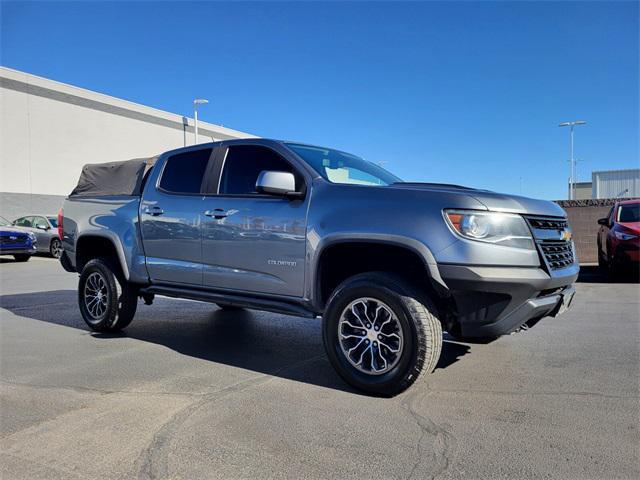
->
135, 354, 326, 480
399, 387, 457, 480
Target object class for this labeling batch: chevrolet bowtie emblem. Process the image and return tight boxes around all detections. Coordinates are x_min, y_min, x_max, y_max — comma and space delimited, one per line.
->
560, 230, 572, 241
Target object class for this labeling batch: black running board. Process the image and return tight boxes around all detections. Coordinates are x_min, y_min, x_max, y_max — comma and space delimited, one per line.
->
140, 284, 317, 319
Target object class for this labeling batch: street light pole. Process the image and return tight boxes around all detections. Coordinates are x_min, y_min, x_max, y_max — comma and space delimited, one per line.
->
559, 120, 586, 200
570, 126, 575, 199
193, 98, 209, 145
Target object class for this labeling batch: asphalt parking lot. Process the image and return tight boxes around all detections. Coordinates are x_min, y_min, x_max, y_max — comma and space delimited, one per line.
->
0, 256, 638, 479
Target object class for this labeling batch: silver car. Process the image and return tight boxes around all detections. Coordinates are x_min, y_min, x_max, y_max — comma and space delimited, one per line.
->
12, 215, 62, 258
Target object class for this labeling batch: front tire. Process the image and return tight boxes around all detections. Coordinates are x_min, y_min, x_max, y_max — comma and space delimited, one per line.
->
78, 259, 138, 332
597, 242, 607, 271
322, 272, 442, 396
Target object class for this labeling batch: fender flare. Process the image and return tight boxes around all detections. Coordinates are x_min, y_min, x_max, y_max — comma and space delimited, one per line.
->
309, 233, 449, 307
76, 231, 131, 281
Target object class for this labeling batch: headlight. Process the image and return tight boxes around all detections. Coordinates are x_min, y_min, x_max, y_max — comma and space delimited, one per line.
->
444, 210, 535, 250
27, 232, 37, 241
614, 230, 638, 241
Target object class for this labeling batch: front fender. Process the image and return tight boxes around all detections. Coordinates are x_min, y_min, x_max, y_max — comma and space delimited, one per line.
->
305, 232, 448, 309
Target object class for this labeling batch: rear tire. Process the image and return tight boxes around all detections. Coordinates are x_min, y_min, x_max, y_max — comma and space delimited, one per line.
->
322, 272, 442, 397
50, 238, 63, 258
78, 259, 138, 332
13, 254, 30, 262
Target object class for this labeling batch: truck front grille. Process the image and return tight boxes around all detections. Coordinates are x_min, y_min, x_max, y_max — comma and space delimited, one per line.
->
527, 218, 568, 230
524, 216, 576, 271
539, 240, 575, 270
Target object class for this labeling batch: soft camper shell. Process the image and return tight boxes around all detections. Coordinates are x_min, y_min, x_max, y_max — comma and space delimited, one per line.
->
69, 157, 158, 197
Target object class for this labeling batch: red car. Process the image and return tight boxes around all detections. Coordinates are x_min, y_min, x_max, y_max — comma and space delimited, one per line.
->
597, 199, 640, 277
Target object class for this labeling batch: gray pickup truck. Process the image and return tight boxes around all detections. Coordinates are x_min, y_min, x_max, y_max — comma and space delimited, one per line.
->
59, 138, 578, 395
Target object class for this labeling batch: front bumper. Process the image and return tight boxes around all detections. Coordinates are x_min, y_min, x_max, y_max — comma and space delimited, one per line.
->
439, 263, 578, 337
0, 247, 37, 256
613, 242, 640, 266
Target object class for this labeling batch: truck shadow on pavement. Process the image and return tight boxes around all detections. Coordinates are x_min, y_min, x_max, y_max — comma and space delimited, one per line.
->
577, 265, 639, 284
0, 254, 56, 263
0, 289, 471, 394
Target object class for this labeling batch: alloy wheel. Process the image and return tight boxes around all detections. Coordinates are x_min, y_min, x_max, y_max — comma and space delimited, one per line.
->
338, 297, 404, 375
51, 239, 62, 258
84, 272, 108, 322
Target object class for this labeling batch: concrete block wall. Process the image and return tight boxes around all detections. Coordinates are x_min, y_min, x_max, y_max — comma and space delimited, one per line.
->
555, 198, 637, 264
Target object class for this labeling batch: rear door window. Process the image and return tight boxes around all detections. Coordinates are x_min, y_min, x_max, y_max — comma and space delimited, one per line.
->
159, 149, 213, 194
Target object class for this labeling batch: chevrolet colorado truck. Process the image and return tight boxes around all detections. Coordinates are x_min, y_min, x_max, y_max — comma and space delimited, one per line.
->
59, 139, 578, 396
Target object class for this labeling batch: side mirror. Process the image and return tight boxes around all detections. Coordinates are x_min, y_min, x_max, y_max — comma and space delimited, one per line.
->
36, 224, 49, 230
597, 218, 609, 226
256, 171, 300, 197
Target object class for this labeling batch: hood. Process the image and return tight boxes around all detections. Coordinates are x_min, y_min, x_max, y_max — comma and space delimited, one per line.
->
0, 226, 29, 234
391, 182, 566, 217
618, 222, 640, 234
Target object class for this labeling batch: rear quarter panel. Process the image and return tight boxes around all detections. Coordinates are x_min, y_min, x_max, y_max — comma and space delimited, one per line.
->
62, 196, 149, 283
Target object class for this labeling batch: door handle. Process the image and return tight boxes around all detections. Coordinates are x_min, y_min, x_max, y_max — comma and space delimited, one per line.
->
144, 206, 164, 216
204, 209, 228, 219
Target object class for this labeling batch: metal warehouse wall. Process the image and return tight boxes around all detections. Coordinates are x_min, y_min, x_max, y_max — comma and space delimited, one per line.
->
592, 169, 640, 199
0, 67, 256, 219
572, 182, 593, 200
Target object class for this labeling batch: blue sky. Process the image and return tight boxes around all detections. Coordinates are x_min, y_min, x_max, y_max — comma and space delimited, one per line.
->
2, 1, 638, 199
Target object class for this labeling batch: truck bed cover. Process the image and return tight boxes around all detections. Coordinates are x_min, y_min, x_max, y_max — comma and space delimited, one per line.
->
69, 157, 157, 197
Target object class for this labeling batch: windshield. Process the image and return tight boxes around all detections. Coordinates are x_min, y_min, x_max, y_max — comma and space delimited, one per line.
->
286, 143, 401, 186
47, 217, 58, 228
618, 204, 640, 223
0, 216, 10, 227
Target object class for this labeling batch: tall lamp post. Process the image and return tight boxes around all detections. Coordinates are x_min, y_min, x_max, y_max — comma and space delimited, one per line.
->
193, 98, 209, 144
559, 120, 586, 200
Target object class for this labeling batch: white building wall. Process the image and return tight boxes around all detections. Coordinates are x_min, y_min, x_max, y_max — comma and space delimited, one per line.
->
0, 67, 256, 198
592, 169, 640, 199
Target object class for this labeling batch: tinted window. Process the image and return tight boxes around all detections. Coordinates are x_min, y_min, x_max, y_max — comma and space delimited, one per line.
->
618, 204, 640, 223
219, 146, 299, 195
159, 149, 212, 194
14, 217, 32, 227
47, 217, 58, 228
